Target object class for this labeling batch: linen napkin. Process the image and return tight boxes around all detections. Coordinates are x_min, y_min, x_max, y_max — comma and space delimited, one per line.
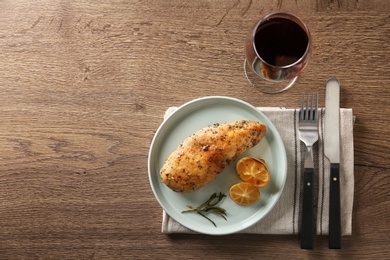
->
161, 107, 354, 235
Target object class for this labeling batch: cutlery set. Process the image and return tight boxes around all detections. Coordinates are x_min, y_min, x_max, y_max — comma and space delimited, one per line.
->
299, 78, 342, 249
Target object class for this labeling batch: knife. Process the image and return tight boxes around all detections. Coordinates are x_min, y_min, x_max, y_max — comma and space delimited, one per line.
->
324, 77, 342, 249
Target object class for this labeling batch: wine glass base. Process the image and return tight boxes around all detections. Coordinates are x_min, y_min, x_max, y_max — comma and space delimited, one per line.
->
244, 59, 298, 94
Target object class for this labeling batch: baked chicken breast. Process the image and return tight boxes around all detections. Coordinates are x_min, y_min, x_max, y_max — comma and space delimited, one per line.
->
160, 120, 266, 192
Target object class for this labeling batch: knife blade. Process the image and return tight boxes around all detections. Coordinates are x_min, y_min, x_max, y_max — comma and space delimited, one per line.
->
324, 77, 342, 249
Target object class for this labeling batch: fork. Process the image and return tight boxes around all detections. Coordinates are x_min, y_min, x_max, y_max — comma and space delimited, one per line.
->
298, 93, 319, 249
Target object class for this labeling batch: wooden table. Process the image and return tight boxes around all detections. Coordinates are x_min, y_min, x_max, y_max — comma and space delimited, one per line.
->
1, 0, 389, 258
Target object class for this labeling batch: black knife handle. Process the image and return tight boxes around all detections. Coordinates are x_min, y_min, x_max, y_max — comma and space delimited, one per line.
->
329, 163, 341, 249
301, 167, 314, 249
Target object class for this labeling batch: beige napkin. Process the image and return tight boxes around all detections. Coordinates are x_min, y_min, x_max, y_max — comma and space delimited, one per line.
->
161, 107, 354, 235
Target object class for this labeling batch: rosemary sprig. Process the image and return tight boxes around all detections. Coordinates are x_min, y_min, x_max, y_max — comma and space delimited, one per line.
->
181, 192, 227, 227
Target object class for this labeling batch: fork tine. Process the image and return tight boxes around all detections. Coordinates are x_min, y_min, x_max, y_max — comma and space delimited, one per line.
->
305, 94, 309, 120
315, 93, 318, 121
309, 93, 315, 120
301, 95, 304, 120
312, 93, 315, 120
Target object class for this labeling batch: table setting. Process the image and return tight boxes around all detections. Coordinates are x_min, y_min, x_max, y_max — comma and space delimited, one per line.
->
1, 0, 389, 258
148, 11, 354, 249
153, 95, 354, 240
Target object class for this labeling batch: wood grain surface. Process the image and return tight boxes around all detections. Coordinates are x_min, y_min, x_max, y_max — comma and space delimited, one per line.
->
0, 0, 389, 259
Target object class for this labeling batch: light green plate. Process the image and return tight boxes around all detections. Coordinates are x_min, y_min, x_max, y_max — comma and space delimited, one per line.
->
148, 96, 287, 235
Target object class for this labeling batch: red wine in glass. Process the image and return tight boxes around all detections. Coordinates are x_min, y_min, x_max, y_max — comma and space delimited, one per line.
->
245, 13, 311, 93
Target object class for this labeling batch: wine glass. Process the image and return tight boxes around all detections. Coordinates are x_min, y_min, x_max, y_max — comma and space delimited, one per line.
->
244, 12, 311, 93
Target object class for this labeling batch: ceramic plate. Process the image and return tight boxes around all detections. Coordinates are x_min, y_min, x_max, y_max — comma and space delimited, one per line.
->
148, 96, 287, 235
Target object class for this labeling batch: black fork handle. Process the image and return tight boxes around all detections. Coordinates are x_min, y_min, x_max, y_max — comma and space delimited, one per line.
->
301, 167, 314, 249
